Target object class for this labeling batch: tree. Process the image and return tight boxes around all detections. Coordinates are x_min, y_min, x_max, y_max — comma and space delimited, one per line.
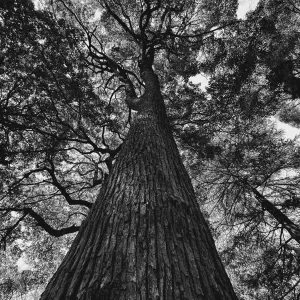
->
37, 0, 239, 298
1, 0, 240, 298
41, 64, 237, 299
2, 0, 300, 298
191, 0, 300, 297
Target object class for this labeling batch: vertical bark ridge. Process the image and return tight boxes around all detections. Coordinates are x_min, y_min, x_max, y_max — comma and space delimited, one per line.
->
40, 68, 237, 300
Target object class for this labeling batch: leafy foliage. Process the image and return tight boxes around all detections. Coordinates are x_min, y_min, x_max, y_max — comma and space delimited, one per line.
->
1, 0, 300, 298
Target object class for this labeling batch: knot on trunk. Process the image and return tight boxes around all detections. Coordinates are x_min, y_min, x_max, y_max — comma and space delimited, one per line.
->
120, 75, 142, 111
125, 94, 143, 111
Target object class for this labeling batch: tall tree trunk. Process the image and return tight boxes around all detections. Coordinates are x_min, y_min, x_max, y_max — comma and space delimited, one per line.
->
40, 68, 237, 300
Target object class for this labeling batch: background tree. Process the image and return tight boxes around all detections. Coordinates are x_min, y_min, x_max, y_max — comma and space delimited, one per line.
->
188, 0, 300, 298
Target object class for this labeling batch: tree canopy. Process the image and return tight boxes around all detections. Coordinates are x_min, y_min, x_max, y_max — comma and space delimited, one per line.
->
1, 0, 300, 299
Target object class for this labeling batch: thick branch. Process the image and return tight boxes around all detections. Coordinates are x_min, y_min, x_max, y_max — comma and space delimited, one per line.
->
0, 207, 80, 246
23, 207, 80, 237
46, 161, 92, 208
249, 185, 300, 245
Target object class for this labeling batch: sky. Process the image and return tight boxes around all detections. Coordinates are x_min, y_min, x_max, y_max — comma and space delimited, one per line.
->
237, 0, 260, 19
270, 117, 300, 140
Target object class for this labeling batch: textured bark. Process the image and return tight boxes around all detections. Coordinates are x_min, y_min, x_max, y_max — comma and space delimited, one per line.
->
40, 68, 237, 300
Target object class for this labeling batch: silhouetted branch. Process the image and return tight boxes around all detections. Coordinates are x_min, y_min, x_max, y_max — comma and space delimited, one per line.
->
248, 184, 300, 245
0, 207, 80, 242
46, 159, 92, 208
24, 207, 80, 237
